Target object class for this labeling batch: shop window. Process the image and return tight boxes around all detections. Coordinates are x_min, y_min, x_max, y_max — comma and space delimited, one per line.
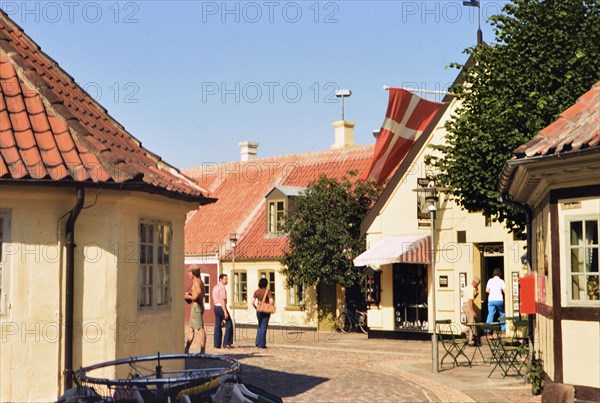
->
567, 218, 599, 304
393, 264, 428, 330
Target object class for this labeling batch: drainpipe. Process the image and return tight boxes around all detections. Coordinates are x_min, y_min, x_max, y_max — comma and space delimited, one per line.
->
64, 188, 85, 391
501, 194, 534, 353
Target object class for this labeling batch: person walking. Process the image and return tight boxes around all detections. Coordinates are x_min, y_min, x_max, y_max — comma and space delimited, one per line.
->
461, 277, 480, 346
212, 274, 233, 349
184, 268, 206, 354
252, 278, 274, 349
485, 268, 506, 332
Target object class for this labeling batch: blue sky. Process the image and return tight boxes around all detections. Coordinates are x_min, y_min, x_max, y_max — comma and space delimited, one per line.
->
3, 0, 506, 168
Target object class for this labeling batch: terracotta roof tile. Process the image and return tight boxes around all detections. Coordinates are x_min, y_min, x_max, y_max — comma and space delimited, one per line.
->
513, 82, 600, 158
184, 145, 375, 259
14, 128, 35, 149
0, 11, 213, 204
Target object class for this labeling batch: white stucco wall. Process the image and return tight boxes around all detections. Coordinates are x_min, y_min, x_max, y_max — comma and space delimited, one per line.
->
0, 185, 195, 401
562, 319, 600, 388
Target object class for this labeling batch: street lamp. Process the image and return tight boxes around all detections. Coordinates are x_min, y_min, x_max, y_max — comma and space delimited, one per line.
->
229, 233, 237, 341
413, 183, 449, 373
335, 89, 352, 121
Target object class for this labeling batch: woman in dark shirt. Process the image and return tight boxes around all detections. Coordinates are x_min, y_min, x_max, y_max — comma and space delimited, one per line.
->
252, 278, 274, 348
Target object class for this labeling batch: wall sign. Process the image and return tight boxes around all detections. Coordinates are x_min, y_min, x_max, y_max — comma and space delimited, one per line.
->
512, 271, 520, 316
439, 275, 448, 287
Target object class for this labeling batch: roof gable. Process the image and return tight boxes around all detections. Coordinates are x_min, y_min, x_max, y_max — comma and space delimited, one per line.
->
0, 11, 213, 204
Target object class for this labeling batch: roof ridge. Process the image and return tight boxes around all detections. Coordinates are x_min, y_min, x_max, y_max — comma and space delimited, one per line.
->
184, 143, 374, 174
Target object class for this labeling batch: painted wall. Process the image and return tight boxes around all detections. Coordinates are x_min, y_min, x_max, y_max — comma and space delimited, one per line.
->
220, 260, 318, 330
0, 186, 194, 401
364, 99, 526, 331
556, 196, 600, 388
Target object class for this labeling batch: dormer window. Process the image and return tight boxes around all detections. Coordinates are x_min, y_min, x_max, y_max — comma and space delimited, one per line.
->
268, 200, 285, 234
265, 186, 306, 235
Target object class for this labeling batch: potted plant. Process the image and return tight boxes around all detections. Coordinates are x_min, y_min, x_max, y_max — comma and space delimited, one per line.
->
527, 354, 544, 395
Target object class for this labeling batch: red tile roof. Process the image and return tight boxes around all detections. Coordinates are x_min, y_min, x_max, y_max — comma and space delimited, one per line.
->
513, 82, 600, 158
184, 145, 375, 259
0, 11, 214, 204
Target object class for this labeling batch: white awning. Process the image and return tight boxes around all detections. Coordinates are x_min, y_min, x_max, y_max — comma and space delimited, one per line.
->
353, 235, 431, 267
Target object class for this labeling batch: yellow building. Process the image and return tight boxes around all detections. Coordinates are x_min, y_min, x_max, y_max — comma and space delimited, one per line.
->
499, 82, 600, 401
355, 71, 527, 338
0, 12, 214, 401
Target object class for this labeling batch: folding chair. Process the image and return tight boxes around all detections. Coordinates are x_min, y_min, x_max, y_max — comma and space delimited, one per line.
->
484, 321, 525, 378
436, 319, 471, 370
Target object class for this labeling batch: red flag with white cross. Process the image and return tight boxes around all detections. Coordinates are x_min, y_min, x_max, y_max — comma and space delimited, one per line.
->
365, 88, 443, 185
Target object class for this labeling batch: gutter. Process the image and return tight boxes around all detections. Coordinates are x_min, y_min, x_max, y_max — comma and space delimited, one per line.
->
64, 187, 85, 391
498, 146, 600, 193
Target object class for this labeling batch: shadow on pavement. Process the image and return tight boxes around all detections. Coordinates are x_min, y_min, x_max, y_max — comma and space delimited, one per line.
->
237, 358, 329, 398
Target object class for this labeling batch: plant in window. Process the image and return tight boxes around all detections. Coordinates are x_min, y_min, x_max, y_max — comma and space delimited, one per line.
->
588, 275, 600, 300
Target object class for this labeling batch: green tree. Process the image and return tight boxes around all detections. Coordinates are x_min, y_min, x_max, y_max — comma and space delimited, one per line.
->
281, 173, 383, 289
430, 0, 600, 231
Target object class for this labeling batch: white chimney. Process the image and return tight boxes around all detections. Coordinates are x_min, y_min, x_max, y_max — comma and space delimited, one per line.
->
239, 141, 259, 161
331, 120, 355, 150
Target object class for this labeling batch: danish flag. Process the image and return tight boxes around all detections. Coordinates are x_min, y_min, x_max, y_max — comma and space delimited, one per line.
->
365, 88, 444, 184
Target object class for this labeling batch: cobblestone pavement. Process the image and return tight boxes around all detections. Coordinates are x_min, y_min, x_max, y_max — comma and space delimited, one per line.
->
187, 325, 542, 403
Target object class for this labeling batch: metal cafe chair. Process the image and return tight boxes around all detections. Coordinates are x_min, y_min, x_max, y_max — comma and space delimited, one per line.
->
435, 319, 471, 370
484, 321, 526, 378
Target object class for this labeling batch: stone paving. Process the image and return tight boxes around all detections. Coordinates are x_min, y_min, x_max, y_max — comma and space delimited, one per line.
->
187, 325, 542, 402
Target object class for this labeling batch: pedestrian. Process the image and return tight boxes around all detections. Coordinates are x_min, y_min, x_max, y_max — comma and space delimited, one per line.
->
212, 274, 233, 349
461, 277, 480, 346
485, 268, 506, 332
184, 268, 206, 354
252, 278, 274, 349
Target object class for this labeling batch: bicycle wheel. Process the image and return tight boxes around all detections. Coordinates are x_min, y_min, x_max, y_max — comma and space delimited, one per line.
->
357, 314, 369, 334
337, 312, 352, 333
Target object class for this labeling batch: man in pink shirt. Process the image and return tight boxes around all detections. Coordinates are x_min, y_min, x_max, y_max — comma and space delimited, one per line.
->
212, 274, 233, 348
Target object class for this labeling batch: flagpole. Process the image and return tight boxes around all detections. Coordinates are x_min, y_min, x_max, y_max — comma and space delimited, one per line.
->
383, 85, 455, 96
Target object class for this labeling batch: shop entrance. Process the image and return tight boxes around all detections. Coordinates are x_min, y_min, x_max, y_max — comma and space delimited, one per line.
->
480, 244, 504, 323
393, 263, 428, 330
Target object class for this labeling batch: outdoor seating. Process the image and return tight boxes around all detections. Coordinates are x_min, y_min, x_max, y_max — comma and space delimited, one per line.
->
436, 319, 471, 370
483, 321, 528, 378
465, 322, 488, 364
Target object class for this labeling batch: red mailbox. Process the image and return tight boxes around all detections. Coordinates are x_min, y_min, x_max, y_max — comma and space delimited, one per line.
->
519, 273, 537, 314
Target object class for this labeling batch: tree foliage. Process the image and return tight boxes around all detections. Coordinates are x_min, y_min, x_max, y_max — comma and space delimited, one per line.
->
430, 0, 600, 231
281, 173, 383, 289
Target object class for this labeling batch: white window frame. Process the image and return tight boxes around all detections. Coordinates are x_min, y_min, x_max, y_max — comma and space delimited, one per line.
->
202, 273, 211, 310
258, 270, 276, 301
564, 215, 600, 306
287, 283, 304, 308
138, 219, 172, 309
267, 200, 285, 234
233, 270, 247, 307
0, 209, 11, 316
